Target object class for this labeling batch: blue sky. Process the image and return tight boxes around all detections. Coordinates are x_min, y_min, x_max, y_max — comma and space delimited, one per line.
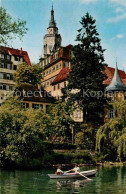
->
1, 0, 126, 70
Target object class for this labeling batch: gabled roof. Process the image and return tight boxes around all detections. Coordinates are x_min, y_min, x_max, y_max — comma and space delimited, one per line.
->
51, 67, 71, 85
106, 65, 126, 91
0, 46, 31, 65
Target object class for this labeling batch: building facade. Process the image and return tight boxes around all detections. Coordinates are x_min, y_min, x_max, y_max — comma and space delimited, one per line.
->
0, 46, 31, 105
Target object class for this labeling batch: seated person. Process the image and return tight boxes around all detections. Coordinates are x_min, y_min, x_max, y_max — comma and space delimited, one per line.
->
71, 164, 80, 173
56, 165, 63, 175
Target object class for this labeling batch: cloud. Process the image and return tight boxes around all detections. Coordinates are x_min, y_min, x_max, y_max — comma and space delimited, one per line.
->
79, 0, 98, 4
111, 34, 124, 40
107, 13, 126, 23
115, 7, 124, 13
116, 34, 124, 39
109, 0, 126, 7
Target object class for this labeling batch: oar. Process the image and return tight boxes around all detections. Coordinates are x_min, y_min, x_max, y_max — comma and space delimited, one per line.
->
78, 172, 92, 181
64, 169, 72, 173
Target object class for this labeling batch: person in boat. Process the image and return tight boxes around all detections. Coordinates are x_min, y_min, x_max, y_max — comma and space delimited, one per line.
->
71, 164, 80, 173
56, 165, 64, 175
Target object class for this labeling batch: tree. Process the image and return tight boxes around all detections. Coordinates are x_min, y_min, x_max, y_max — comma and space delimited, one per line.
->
96, 101, 126, 162
14, 63, 43, 87
0, 97, 53, 167
66, 13, 107, 127
51, 101, 74, 142
0, 7, 28, 45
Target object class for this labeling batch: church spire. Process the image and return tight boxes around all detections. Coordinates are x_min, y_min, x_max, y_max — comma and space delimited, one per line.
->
106, 61, 126, 92
49, 2, 56, 27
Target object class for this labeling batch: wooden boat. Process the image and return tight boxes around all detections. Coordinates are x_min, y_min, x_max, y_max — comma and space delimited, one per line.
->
48, 169, 97, 179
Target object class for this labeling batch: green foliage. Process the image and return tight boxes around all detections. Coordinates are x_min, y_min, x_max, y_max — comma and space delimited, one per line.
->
96, 101, 126, 162
51, 101, 74, 141
75, 124, 96, 150
75, 132, 85, 149
43, 142, 76, 150
14, 63, 43, 87
0, 97, 53, 167
56, 150, 94, 164
0, 7, 28, 45
66, 12, 107, 127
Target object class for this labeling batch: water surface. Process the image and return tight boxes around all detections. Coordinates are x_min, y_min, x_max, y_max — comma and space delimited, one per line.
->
0, 166, 126, 194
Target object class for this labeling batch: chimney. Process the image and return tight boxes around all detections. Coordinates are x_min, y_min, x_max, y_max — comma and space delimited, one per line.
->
20, 48, 22, 55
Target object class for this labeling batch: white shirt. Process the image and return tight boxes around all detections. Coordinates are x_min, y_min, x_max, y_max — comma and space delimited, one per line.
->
57, 169, 63, 173
73, 167, 80, 173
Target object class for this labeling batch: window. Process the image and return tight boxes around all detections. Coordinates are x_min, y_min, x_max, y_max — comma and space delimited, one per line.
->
14, 56, 20, 61
7, 64, 11, 70
54, 85, 56, 91
0, 63, 4, 68
64, 81, 66, 88
7, 55, 10, 60
4, 74, 13, 80
32, 103, 40, 109
6, 86, 9, 91
0, 85, 3, 90
14, 65, 17, 70
4, 64, 7, 69
58, 63, 61, 69
3, 85, 6, 90
0, 73, 3, 79
22, 103, 29, 109
55, 53, 58, 59
6, 74, 11, 80
1, 54, 4, 59
57, 83, 60, 90
76, 110, 81, 119
9, 86, 13, 90
108, 110, 114, 119
64, 62, 69, 68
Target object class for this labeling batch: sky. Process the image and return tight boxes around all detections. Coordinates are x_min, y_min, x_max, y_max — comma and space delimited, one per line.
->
1, 0, 126, 70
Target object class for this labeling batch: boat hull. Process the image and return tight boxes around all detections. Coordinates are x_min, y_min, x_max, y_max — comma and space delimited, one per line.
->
48, 169, 97, 179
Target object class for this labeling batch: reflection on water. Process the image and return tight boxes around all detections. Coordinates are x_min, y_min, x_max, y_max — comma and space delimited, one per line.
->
0, 166, 126, 194
56, 179, 90, 192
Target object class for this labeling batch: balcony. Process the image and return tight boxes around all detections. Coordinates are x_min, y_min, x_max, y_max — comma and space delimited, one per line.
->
0, 79, 15, 85
0, 68, 15, 74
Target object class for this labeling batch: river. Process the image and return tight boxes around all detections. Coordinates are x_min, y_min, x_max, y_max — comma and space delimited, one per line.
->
0, 166, 126, 194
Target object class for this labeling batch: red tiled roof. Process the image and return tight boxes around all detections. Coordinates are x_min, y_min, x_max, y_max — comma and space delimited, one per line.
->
51, 65, 126, 86
104, 66, 126, 86
0, 46, 31, 65
51, 67, 71, 85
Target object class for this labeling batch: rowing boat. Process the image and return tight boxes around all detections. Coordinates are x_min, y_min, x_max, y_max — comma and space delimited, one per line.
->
48, 169, 97, 179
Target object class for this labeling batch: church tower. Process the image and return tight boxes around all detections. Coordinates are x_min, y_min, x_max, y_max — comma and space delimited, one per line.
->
42, 4, 62, 58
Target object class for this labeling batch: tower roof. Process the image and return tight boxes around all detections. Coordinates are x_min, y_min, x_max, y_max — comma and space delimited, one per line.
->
49, 3, 56, 28
106, 63, 126, 92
